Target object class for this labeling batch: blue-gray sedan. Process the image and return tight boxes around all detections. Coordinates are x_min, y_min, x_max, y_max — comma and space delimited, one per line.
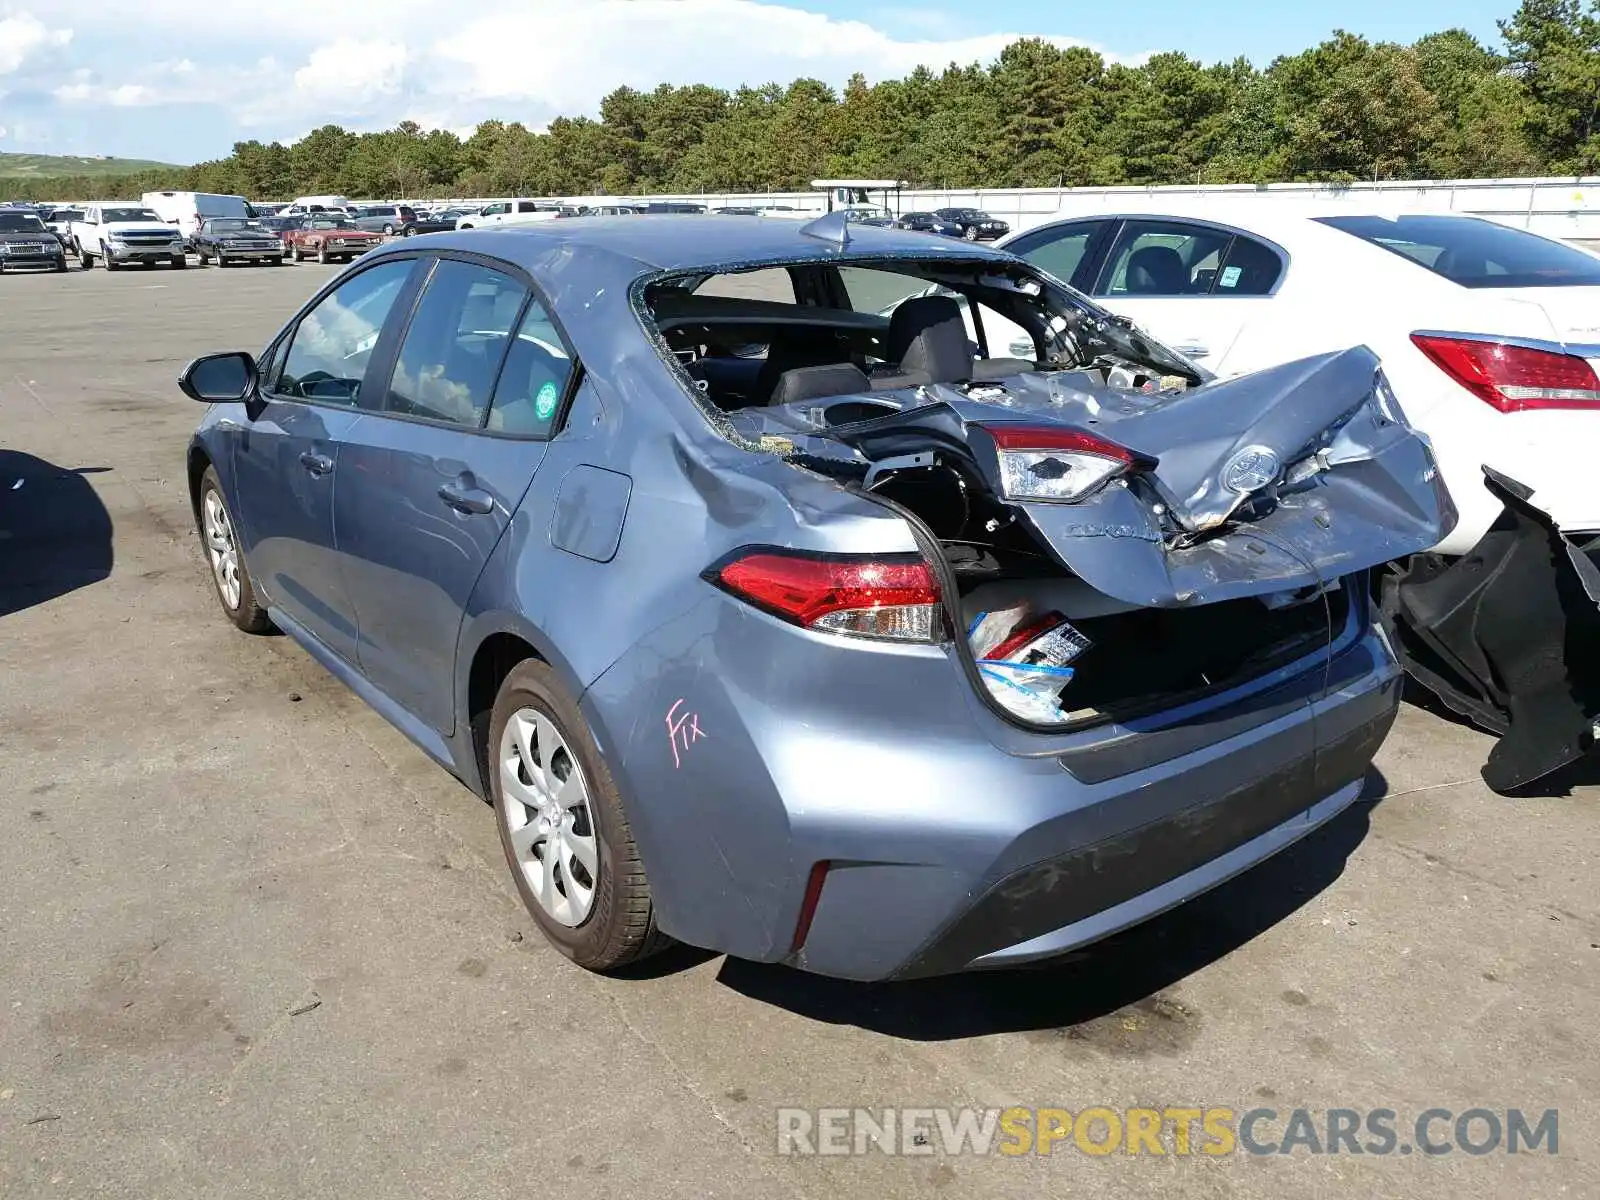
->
180, 215, 1453, 980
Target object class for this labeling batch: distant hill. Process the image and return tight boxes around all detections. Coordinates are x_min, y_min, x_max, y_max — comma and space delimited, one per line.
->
0, 152, 181, 180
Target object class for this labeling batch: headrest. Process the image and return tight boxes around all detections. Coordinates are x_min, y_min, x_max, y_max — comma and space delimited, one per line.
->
768, 363, 871, 407
1434, 247, 1490, 280
886, 295, 972, 384
1125, 245, 1186, 294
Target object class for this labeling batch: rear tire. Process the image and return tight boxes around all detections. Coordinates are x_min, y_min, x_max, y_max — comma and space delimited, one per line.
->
489, 659, 667, 971
196, 466, 272, 634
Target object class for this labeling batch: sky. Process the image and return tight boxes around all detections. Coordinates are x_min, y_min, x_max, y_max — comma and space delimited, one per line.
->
0, 0, 1516, 164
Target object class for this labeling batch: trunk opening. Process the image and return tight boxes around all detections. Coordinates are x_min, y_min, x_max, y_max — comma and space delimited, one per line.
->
865, 462, 1340, 731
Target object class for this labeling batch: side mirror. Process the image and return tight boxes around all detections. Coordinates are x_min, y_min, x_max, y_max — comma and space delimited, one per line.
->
179, 351, 258, 403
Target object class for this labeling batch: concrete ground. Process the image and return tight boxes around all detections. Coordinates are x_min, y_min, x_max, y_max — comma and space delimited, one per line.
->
1, 260, 1596, 1199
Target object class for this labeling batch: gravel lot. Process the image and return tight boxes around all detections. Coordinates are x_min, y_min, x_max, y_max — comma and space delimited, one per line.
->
1, 261, 1596, 1199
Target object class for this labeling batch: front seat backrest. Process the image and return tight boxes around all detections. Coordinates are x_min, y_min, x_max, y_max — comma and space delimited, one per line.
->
768, 363, 872, 407
1124, 245, 1187, 294
885, 295, 973, 384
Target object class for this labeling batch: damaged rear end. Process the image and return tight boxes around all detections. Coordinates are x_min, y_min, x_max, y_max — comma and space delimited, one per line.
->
1383, 470, 1600, 793
746, 345, 1454, 734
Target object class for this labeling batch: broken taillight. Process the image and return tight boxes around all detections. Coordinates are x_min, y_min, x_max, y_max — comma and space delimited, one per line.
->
977, 423, 1148, 503
1410, 333, 1600, 412
709, 549, 942, 643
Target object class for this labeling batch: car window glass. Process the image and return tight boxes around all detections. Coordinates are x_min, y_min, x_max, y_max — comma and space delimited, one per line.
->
1314, 214, 1600, 288
1012, 224, 1098, 285
837, 266, 932, 315
694, 267, 795, 303
275, 259, 415, 406
1213, 235, 1283, 295
1100, 221, 1233, 297
486, 300, 575, 436
386, 259, 529, 428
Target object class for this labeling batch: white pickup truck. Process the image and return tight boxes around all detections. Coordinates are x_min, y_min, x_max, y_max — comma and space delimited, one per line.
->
70, 203, 188, 270
454, 199, 562, 229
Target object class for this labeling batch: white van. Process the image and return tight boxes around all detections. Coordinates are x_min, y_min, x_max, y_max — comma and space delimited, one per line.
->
142, 191, 252, 244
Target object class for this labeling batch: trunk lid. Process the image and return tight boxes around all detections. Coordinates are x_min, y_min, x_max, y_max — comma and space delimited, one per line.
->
827, 347, 1456, 609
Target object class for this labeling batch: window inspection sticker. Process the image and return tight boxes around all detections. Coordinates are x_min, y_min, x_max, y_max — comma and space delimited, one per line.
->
534, 381, 560, 420
1219, 265, 1243, 289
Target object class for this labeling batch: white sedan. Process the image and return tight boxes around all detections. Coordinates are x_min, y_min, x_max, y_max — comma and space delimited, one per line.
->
998, 205, 1600, 791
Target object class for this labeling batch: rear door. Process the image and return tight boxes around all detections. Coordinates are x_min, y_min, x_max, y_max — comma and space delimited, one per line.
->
333, 253, 576, 733
229, 255, 422, 661
1085, 218, 1286, 371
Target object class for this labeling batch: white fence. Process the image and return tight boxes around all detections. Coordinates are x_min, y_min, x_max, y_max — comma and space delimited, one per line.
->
429, 176, 1600, 244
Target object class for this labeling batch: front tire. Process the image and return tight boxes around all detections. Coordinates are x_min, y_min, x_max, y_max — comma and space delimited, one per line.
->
316, 244, 328, 264
490, 660, 666, 971
103, 250, 119, 271
196, 467, 272, 633
964, 226, 979, 241
382, 223, 394, 236
171, 254, 186, 269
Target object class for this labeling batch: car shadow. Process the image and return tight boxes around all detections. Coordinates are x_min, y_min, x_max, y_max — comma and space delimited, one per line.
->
0, 452, 114, 618
713, 767, 1386, 1040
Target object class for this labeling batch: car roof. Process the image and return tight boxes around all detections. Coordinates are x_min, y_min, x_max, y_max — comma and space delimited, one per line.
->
399, 214, 1018, 274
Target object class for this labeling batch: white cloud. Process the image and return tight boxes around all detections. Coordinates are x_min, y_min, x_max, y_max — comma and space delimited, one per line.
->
431, 0, 1105, 113
0, 12, 71, 74
5, 0, 1135, 159
292, 38, 407, 103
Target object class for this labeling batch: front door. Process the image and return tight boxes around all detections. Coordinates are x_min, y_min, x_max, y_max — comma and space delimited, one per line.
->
334, 255, 574, 732
232, 256, 420, 661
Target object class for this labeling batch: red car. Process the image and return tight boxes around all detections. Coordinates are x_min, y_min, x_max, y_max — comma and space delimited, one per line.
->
283, 216, 383, 264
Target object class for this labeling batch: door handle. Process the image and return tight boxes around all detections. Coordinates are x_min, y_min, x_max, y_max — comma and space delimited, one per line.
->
438, 481, 495, 515
1172, 342, 1210, 358
299, 451, 334, 475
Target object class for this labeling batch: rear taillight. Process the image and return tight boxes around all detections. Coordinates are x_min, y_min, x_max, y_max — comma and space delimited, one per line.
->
1411, 333, 1600, 412
977, 423, 1149, 503
709, 549, 942, 643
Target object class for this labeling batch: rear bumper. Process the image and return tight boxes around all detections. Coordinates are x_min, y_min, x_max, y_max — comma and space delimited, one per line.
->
893, 697, 1390, 978
584, 584, 1402, 982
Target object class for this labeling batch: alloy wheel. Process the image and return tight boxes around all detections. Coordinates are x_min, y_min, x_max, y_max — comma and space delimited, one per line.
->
499, 707, 599, 927
202, 489, 241, 609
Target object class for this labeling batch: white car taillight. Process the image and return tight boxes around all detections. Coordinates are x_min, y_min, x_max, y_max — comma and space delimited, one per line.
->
977, 423, 1147, 503
1411, 333, 1600, 412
